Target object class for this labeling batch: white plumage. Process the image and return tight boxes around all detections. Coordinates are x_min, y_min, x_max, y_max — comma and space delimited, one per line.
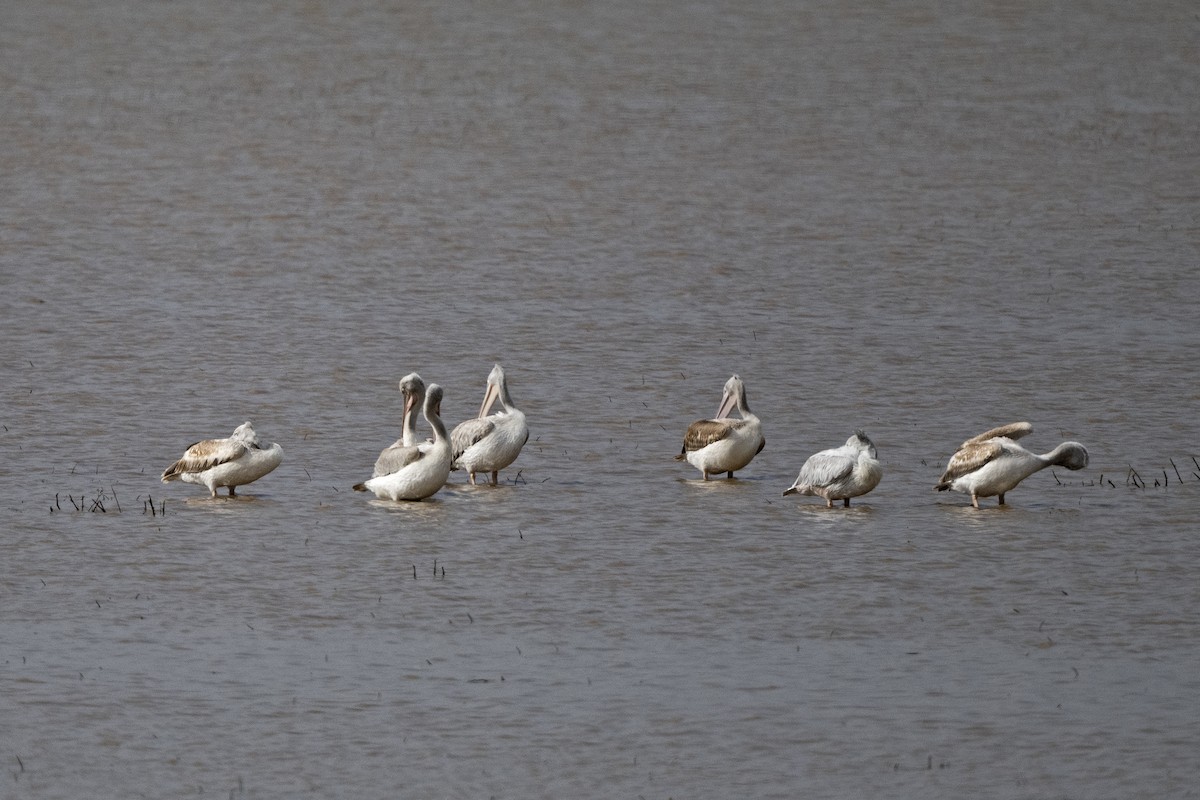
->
935, 422, 1089, 508
784, 430, 883, 507
161, 421, 283, 497
355, 384, 452, 501
450, 364, 529, 486
675, 374, 765, 480
372, 372, 426, 478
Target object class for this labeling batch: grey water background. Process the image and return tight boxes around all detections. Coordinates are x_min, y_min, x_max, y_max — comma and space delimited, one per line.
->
2, 0, 1199, 797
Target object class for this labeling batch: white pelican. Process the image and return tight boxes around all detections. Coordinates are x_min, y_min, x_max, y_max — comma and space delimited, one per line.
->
161, 421, 283, 497
373, 372, 426, 477
784, 429, 883, 507
450, 364, 529, 485
675, 374, 765, 480
354, 384, 451, 501
935, 421, 1089, 508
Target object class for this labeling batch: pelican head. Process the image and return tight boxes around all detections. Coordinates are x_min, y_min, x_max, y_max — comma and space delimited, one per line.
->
478, 363, 508, 418
1052, 441, 1089, 471
715, 374, 746, 419
231, 421, 259, 446
399, 372, 426, 423
849, 429, 878, 459
425, 383, 444, 420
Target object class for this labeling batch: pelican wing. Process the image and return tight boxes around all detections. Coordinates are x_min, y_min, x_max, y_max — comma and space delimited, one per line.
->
679, 419, 742, 454
162, 437, 247, 481
799, 450, 856, 489
938, 440, 1006, 486
961, 421, 1032, 448
373, 442, 424, 478
450, 417, 495, 462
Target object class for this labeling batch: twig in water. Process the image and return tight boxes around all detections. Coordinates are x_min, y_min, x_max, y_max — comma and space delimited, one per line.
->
1127, 466, 1144, 489
1170, 459, 1183, 484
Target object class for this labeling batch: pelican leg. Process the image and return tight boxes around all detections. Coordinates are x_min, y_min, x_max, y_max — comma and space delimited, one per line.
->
228, 486, 237, 497
702, 471, 710, 481
726, 471, 733, 479
971, 493, 980, 509
998, 493, 1006, 505
491, 470, 498, 485
826, 498, 834, 508
843, 498, 850, 508
468, 472, 477, 486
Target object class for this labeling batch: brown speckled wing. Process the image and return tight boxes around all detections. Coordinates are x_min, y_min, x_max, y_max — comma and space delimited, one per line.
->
939, 440, 1005, 485
161, 437, 246, 480
680, 419, 735, 453
961, 421, 1032, 448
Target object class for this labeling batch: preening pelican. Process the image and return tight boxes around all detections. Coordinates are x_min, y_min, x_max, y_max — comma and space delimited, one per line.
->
784, 429, 882, 507
675, 374, 765, 480
450, 364, 529, 485
161, 421, 283, 497
373, 372, 426, 477
935, 421, 1088, 508
354, 384, 451, 501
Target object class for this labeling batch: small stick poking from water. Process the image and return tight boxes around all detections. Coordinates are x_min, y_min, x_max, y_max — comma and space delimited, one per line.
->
1170, 459, 1183, 483
1127, 466, 1145, 489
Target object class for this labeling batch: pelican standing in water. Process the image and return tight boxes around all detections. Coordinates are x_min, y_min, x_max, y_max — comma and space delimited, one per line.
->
675, 374, 765, 480
354, 384, 452, 501
372, 372, 426, 477
935, 421, 1089, 508
784, 429, 883, 507
450, 364, 529, 486
161, 421, 283, 497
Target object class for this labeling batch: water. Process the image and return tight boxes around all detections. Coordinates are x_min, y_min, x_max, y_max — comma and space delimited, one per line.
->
2, 1, 1199, 797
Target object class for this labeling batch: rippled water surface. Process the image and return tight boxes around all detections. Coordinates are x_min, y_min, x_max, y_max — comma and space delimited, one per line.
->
2, 1, 1199, 798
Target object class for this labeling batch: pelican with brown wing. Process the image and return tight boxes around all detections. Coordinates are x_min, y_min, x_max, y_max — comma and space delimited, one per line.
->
161, 421, 283, 497
675, 374, 765, 480
935, 421, 1088, 508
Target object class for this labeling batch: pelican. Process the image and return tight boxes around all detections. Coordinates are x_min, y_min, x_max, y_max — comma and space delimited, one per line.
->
675, 374, 765, 480
784, 429, 883, 507
935, 421, 1089, 508
373, 372, 426, 477
161, 421, 283, 497
450, 364, 529, 485
354, 384, 451, 501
